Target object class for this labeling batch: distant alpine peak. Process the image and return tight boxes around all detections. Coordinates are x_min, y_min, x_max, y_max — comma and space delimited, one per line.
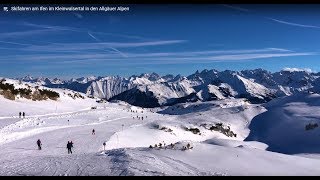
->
75, 76, 98, 83
22, 75, 33, 81
138, 72, 161, 81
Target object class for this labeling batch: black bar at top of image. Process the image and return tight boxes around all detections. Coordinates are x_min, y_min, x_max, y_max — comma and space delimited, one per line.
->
0, 0, 318, 4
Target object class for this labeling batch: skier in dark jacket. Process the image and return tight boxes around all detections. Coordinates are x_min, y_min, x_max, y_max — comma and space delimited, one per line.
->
67, 141, 73, 154
103, 142, 106, 151
92, 129, 95, 135
22, 112, 25, 118
19, 112, 21, 118
37, 139, 42, 150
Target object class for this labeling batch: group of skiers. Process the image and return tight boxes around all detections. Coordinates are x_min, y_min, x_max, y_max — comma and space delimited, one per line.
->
18, 112, 26, 118
36, 129, 97, 154
133, 116, 146, 120
128, 108, 148, 121
149, 142, 193, 151
36, 139, 74, 153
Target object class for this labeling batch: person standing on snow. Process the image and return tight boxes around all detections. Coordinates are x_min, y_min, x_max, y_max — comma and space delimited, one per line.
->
103, 142, 106, 151
22, 112, 25, 118
19, 112, 21, 118
67, 141, 73, 154
37, 139, 42, 150
92, 129, 95, 135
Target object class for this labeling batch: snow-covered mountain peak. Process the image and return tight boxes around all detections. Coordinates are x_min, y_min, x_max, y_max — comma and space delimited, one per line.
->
21, 75, 34, 82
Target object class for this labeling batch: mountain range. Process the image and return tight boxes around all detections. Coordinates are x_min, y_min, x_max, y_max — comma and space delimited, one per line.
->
18, 68, 320, 108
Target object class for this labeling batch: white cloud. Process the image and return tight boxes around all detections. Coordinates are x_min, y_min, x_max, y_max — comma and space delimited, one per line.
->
282, 67, 313, 73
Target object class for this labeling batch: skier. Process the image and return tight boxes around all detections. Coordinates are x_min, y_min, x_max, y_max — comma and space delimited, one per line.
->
92, 129, 95, 135
187, 143, 191, 149
19, 112, 21, 118
37, 139, 42, 150
67, 141, 71, 154
22, 112, 25, 118
67, 141, 73, 154
103, 142, 106, 151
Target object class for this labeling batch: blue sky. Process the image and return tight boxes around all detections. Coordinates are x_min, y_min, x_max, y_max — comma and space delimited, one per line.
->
0, 4, 320, 79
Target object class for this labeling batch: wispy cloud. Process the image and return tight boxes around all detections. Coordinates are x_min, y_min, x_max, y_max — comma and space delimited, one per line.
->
0, 40, 31, 46
129, 52, 315, 64
0, 20, 170, 52
198, 52, 314, 61
113, 48, 293, 58
266, 48, 293, 52
108, 46, 128, 58
22, 22, 81, 32
0, 48, 314, 66
0, 29, 59, 39
87, 31, 128, 57
221, 4, 250, 12
265, 17, 320, 29
21, 22, 155, 41
22, 40, 187, 52
52, 52, 315, 66
87, 31, 99, 41
222, 4, 320, 30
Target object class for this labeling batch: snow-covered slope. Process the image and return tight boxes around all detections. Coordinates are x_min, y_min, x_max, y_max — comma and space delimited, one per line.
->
2, 69, 320, 175
0, 78, 98, 117
2, 79, 320, 176
245, 93, 320, 154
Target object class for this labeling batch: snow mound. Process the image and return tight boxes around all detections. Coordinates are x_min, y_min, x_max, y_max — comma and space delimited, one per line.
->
245, 93, 320, 154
